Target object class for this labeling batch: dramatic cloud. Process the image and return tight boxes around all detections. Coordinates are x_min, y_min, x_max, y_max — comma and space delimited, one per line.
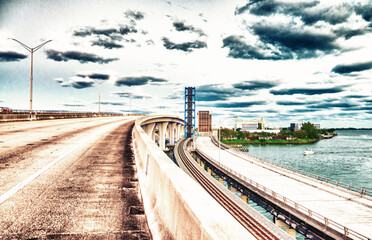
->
73, 27, 118, 37
332, 61, 372, 74
173, 21, 206, 36
75, 73, 110, 80
71, 80, 95, 89
288, 108, 320, 113
222, 35, 281, 60
115, 76, 168, 87
196, 84, 238, 101
55, 76, 95, 89
236, 1, 359, 26
251, 23, 339, 59
270, 87, 344, 95
112, 91, 151, 99
162, 37, 207, 52
88, 73, 110, 80
91, 39, 123, 49
45, 50, 119, 64
233, 81, 277, 90
93, 101, 124, 106
308, 102, 358, 109
276, 101, 305, 106
125, 10, 145, 21
212, 101, 266, 108
231, 1, 372, 60
354, 3, 372, 23
0, 51, 28, 62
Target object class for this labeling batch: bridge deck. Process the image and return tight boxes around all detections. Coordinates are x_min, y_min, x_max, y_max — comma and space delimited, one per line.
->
196, 136, 372, 239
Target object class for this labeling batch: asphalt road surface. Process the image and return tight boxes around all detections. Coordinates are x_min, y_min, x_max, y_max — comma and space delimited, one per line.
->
0, 117, 151, 239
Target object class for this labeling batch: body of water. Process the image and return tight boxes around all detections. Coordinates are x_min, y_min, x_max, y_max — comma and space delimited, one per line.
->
246, 130, 372, 192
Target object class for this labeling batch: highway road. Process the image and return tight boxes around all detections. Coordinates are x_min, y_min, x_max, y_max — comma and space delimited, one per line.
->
0, 117, 151, 239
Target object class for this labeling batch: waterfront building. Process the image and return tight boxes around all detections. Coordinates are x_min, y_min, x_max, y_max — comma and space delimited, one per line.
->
235, 120, 264, 131
290, 122, 320, 131
198, 111, 212, 133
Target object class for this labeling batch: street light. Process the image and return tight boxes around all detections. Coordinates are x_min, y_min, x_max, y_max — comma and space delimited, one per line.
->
218, 116, 238, 165
8, 38, 53, 119
96, 80, 103, 117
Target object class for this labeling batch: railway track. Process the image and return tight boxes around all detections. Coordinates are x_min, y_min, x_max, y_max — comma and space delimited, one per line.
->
176, 138, 282, 240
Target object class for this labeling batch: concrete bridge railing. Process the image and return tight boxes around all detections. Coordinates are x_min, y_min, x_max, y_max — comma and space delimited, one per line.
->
132, 115, 252, 240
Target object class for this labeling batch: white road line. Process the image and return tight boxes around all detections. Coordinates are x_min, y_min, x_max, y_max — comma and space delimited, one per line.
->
0, 120, 127, 205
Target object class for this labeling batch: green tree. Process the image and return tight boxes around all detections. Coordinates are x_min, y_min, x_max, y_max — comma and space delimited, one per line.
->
279, 129, 292, 138
236, 128, 243, 140
294, 129, 307, 139
301, 122, 319, 139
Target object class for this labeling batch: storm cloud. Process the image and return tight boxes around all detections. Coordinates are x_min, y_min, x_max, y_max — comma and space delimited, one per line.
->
222, 35, 282, 60
162, 37, 207, 52
0, 51, 27, 62
45, 50, 118, 64
212, 101, 266, 108
236, 1, 361, 26
332, 61, 372, 74
276, 101, 305, 106
93, 101, 124, 106
270, 87, 344, 95
233, 81, 277, 90
115, 76, 168, 87
196, 84, 238, 102
125, 10, 145, 21
173, 21, 206, 36
251, 23, 340, 59
71, 81, 95, 89
91, 39, 123, 49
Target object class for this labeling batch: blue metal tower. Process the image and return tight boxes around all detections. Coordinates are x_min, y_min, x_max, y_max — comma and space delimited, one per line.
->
184, 87, 195, 138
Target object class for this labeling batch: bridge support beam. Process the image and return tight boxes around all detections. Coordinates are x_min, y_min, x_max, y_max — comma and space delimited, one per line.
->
275, 218, 296, 238
169, 122, 176, 145
241, 194, 249, 203
176, 123, 182, 142
158, 122, 169, 151
143, 123, 156, 140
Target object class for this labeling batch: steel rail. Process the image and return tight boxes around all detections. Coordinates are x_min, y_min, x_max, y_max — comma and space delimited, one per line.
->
176, 138, 281, 240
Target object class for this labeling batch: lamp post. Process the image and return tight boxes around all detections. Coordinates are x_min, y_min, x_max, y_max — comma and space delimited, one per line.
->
8, 38, 53, 119
218, 116, 238, 165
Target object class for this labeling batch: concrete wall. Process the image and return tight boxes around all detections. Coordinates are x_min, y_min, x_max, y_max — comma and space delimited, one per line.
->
132, 115, 252, 240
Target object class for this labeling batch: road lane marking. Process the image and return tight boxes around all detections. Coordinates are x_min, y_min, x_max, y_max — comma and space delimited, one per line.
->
0, 120, 128, 205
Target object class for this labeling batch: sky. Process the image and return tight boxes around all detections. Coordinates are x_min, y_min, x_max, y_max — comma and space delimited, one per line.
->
0, 0, 371, 128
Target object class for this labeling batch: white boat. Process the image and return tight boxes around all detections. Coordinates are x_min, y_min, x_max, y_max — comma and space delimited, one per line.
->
304, 148, 314, 155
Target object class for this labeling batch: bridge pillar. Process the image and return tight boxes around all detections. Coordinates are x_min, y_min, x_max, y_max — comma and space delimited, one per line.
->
143, 123, 156, 140
218, 177, 224, 184
241, 194, 249, 203
158, 122, 169, 150
275, 218, 296, 238
176, 123, 182, 142
169, 123, 176, 145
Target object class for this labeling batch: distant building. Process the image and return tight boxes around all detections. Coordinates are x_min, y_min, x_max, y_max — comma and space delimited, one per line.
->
290, 122, 320, 131
198, 111, 212, 133
235, 121, 264, 131
290, 123, 302, 131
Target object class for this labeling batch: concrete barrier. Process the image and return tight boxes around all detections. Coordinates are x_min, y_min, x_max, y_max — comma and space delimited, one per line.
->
0, 112, 122, 122
132, 115, 254, 240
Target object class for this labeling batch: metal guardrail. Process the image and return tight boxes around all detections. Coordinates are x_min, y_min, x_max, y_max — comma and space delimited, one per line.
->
197, 141, 371, 240
232, 149, 371, 199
